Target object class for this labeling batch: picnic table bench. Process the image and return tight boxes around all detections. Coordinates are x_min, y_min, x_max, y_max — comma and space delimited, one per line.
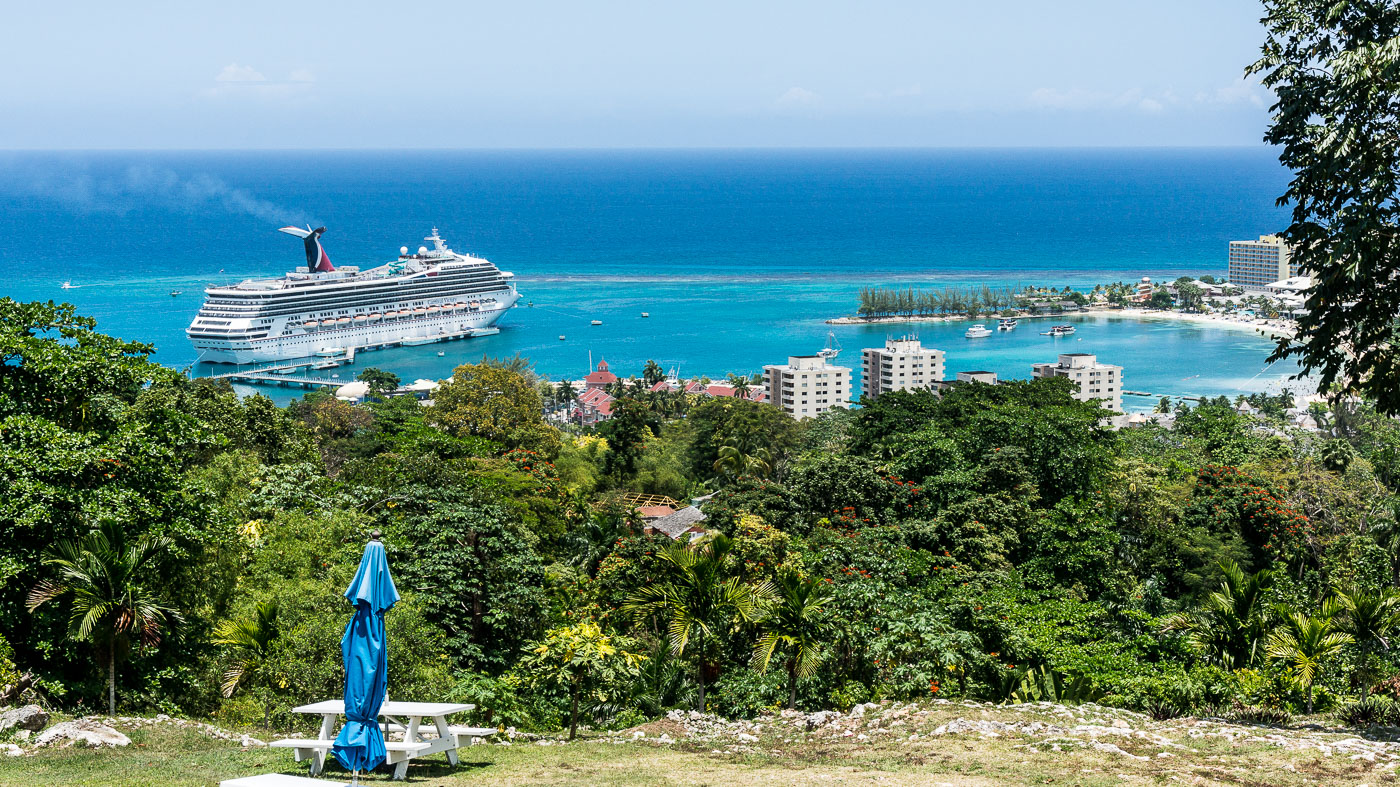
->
268, 700, 497, 780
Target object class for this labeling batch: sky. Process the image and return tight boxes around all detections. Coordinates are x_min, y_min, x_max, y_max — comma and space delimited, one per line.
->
3, 1, 1276, 149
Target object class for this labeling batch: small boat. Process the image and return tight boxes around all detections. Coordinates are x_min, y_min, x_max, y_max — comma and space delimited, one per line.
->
965, 324, 992, 338
641, 312, 650, 318
437, 351, 445, 357
60, 281, 77, 290
997, 318, 1017, 331
591, 320, 603, 326
1041, 327, 1067, 337
170, 290, 182, 297
1053, 324, 1076, 334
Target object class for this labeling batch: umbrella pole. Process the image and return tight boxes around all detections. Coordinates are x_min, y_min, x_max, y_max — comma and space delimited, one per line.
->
351, 769, 359, 786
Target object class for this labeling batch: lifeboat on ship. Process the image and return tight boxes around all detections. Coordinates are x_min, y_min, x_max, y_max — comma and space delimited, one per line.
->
426, 305, 441, 314
368, 312, 383, 321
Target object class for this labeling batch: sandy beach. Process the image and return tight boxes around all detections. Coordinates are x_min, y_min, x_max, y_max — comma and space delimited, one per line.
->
828, 306, 1299, 341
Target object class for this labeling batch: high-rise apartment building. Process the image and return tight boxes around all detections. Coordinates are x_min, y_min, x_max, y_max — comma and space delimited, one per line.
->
860, 337, 945, 398
1228, 235, 1295, 291
763, 355, 851, 419
1031, 353, 1123, 411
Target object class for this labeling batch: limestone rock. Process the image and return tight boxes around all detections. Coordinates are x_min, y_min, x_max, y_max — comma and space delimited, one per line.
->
0, 705, 48, 734
34, 720, 131, 749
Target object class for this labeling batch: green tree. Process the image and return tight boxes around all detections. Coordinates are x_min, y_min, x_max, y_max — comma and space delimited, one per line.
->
726, 374, 752, 399
1267, 601, 1353, 714
624, 534, 771, 709
1251, 0, 1400, 411
26, 522, 180, 716
643, 360, 665, 386
356, 367, 401, 400
521, 621, 643, 739
428, 363, 558, 454
751, 572, 837, 709
1149, 289, 1175, 309
213, 600, 280, 724
1162, 559, 1275, 670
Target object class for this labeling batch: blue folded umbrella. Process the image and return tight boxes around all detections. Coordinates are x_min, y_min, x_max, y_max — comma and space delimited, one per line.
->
332, 536, 400, 775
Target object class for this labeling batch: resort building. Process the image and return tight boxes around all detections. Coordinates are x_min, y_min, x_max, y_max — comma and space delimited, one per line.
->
763, 355, 851, 419
584, 358, 619, 391
955, 371, 999, 385
1031, 353, 1123, 412
860, 337, 945, 399
1228, 235, 1296, 291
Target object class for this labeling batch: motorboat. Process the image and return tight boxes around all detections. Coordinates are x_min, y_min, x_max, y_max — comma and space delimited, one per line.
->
997, 318, 1017, 331
965, 324, 993, 338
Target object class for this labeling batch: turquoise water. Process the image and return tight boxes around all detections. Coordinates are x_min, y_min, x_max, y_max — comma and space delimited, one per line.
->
0, 149, 1302, 409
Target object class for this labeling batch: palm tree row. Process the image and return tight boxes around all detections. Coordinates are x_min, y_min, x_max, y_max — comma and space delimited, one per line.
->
856, 285, 1021, 318
624, 534, 836, 709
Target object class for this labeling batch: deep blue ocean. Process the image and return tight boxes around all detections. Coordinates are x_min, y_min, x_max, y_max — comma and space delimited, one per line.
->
0, 149, 1301, 410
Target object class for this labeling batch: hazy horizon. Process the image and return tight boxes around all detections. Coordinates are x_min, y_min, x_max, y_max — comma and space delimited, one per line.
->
7, 1, 1276, 150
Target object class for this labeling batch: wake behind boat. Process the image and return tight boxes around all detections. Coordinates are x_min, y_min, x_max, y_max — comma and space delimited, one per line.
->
188, 227, 520, 363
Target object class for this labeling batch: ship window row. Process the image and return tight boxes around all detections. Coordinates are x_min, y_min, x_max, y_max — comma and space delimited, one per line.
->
214, 279, 510, 310
198, 285, 511, 318
204, 270, 505, 303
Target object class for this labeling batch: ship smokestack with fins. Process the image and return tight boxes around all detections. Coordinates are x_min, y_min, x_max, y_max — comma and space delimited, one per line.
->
278, 225, 335, 273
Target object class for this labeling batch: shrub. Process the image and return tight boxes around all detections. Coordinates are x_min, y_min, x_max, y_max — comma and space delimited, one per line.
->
1336, 696, 1400, 727
1224, 701, 1292, 726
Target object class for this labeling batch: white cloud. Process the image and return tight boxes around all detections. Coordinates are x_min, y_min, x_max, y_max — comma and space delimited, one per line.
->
201, 64, 314, 99
1195, 77, 1269, 108
1138, 97, 1164, 113
215, 63, 267, 83
776, 87, 820, 108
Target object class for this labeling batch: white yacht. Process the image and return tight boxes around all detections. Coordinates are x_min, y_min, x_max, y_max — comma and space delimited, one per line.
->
188, 227, 519, 363
997, 317, 1017, 331
965, 324, 993, 338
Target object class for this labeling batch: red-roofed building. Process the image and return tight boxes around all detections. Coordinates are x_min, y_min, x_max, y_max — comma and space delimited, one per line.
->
584, 358, 619, 391
649, 379, 676, 393
683, 380, 707, 395
574, 387, 616, 425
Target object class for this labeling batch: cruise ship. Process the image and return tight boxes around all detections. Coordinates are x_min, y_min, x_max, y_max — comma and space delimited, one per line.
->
188, 227, 519, 364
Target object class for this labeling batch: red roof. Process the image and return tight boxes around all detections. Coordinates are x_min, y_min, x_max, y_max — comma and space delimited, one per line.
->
684, 380, 707, 394
577, 388, 614, 406
584, 357, 619, 387
706, 384, 737, 397
650, 380, 674, 392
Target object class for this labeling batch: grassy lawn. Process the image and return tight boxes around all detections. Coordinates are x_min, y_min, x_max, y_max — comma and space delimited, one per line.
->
2, 704, 1398, 786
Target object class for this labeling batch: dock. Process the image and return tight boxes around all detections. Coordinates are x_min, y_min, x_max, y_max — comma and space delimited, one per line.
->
202, 327, 498, 390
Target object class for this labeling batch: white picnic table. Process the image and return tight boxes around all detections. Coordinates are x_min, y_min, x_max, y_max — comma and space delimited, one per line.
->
268, 700, 495, 780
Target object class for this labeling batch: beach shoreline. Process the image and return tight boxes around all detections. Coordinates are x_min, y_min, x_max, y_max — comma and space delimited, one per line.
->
827, 307, 1298, 341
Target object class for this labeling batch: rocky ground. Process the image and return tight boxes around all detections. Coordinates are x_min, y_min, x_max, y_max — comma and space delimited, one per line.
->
5, 699, 1400, 784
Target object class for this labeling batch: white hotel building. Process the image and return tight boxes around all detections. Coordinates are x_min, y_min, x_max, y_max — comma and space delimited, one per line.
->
860, 337, 945, 398
1228, 235, 1297, 291
763, 355, 851, 419
1031, 353, 1123, 412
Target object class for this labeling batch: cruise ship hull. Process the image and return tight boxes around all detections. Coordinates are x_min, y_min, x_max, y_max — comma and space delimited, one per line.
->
193, 296, 517, 364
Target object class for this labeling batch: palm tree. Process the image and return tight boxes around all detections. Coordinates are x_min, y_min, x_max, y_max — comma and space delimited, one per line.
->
1267, 601, 1352, 714
623, 534, 772, 709
751, 572, 837, 709
1154, 397, 1172, 414
643, 360, 665, 386
711, 436, 773, 482
27, 522, 180, 716
1335, 586, 1400, 652
213, 600, 280, 725
556, 380, 578, 406
1161, 559, 1274, 669
727, 374, 752, 399
1320, 439, 1355, 473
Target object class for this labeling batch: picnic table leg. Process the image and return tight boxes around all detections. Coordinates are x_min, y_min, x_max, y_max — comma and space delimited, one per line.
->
432, 715, 460, 766
312, 713, 335, 776
393, 716, 420, 780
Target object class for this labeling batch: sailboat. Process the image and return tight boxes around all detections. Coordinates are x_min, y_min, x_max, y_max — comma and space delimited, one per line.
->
817, 330, 841, 361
